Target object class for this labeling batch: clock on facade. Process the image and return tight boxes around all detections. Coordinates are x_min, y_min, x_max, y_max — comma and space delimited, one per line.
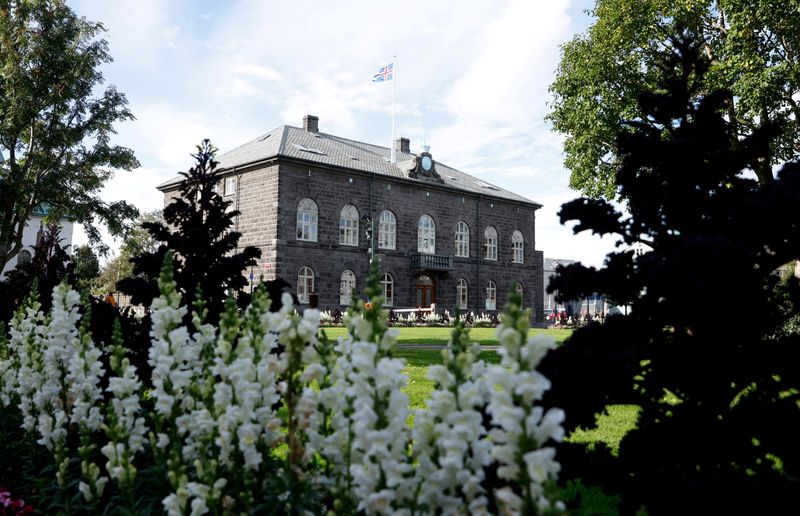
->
421, 155, 432, 172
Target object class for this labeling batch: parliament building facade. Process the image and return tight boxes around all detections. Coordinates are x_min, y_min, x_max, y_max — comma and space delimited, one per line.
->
159, 115, 545, 321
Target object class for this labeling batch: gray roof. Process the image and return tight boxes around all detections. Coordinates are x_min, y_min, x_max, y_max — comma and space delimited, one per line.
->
159, 124, 540, 206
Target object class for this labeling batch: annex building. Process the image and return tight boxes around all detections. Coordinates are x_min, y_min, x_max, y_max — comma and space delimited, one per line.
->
158, 115, 545, 321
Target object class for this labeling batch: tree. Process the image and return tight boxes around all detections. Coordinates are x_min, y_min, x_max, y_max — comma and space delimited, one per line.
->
71, 244, 100, 292
542, 33, 800, 514
96, 210, 162, 295
547, 0, 800, 199
0, 222, 73, 320
117, 140, 260, 325
0, 0, 139, 268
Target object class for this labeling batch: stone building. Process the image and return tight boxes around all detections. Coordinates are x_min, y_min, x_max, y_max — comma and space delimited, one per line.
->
158, 115, 545, 321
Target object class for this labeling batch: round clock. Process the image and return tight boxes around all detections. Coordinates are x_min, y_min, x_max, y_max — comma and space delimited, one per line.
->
421, 155, 432, 172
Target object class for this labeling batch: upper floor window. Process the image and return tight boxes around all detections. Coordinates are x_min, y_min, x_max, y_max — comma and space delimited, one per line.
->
484, 226, 498, 261
485, 280, 497, 310
455, 221, 469, 257
378, 210, 396, 250
223, 176, 237, 196
381, 273, 394, 307
297, 266, 315, 304
296, 198, 318, 242
457, 278, 468, 310
417, 214, 436, 254
340, 270, 356, 305
512, 230, 524, 263
339, 204, 359, 246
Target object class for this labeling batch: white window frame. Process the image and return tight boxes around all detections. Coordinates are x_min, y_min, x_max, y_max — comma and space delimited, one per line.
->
339, 204, 359, 246
378, 210, 396, 250
297, 266, 315, 304
223, 176, 237, 196
485, 280, 497, 310
455, 221, 469, 258
417, 214, 436, 254
484, 226, 498, 261
340, 270, 356, 305
515, 281, 523, 307
512, 230, 524, 263
296, 198, 318, 242
457, 278, 468, 310
381, 273, 394, 307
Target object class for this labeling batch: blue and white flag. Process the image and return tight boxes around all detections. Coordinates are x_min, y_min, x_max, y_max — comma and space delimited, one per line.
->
372, 63, 394, 82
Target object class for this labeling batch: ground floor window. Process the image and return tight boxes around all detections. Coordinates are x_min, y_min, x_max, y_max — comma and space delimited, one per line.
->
340, 270, 356, 305
297, 266, 315, 303
457, 278, 468, 310
381, 273, 394, 306
515, 281, 523, 307
485, 280, 496, 310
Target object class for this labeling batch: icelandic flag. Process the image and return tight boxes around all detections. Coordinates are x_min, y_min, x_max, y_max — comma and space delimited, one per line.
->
372, 63, 394, 82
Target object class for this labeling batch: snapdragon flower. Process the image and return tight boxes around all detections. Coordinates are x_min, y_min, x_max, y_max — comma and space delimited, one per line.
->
487, 293, 565, 514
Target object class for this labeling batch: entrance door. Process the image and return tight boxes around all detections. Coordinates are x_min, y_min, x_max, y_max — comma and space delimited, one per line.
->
414, 275, 436, 308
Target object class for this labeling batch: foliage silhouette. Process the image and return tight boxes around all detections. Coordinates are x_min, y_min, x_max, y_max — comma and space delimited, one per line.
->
542, 31, 800, 514
117, 139, 260, 326
0, 223, 73, 321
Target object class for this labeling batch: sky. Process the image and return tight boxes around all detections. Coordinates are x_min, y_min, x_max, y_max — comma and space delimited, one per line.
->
69, 0, 619, 268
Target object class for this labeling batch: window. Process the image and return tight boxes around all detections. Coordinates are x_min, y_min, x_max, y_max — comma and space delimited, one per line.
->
297, 266, 315, 303
378, 210, 396, 250
417, 214, 436, 254
512, 230, 524, 263
484, 226, 498, 261
455, 221, 469, 257
339, 204, 359, 246
224, 176, 237, 196
457, 278, 468, 310
296, 198, 318, 242
340, 270, 356, 305
381, 273, 394, 306
17, 249, 31, 265
515, 281, 523, 307
485, 280, 497, 310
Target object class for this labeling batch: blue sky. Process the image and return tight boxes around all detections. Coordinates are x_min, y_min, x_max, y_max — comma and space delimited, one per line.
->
70, 0, 618, 268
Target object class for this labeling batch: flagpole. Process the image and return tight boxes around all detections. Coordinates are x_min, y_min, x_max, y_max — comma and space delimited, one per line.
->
390, 56, 396, 164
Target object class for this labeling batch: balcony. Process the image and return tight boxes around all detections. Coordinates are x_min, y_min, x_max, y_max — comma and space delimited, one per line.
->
410, 253, 451, 271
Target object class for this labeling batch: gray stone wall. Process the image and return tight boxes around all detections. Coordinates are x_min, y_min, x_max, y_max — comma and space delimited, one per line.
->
161, 159, 545, 322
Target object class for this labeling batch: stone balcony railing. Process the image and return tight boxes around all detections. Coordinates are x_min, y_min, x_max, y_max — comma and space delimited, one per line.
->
410, 253, 451, 271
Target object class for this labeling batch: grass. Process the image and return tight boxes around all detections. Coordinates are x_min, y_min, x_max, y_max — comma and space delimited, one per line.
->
318, 326, 637, 454
319, 325, 574, 347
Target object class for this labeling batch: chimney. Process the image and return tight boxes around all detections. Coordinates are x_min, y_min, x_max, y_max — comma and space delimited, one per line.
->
394, 137, 410, 155
303, 115, 319, 133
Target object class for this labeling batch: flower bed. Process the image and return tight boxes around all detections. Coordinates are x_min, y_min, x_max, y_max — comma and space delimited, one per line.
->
0, 255, 565, 514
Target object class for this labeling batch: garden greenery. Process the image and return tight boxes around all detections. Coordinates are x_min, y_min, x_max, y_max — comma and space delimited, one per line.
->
0, 254, 565, 515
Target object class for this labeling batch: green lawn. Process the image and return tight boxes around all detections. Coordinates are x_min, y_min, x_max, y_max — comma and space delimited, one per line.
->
319, 325, 574, 346
318, 326, 637, 454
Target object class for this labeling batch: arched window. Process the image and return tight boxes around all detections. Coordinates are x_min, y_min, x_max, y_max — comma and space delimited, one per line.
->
340, 270, 356, 305
378, 210, 396, 250
515, 281, 524, 307
17, 249, 31, 265
457, 278, 468, 310
512, 230, 524, 263
485, 280, 497, 310
381, 273, 394, 307
297, 266, 315, 303
484, 226, 498, 261
339, 204, 359, 246
296, 198, 318, 242
417, 214, 436, 254
455, 221, 469, 257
